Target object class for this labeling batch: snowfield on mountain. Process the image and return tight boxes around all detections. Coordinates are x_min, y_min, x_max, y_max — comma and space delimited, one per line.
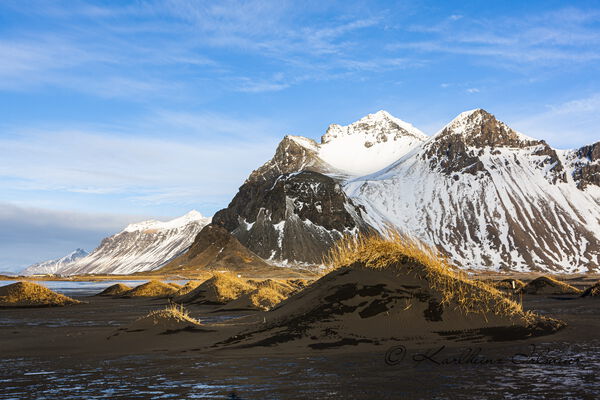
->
211, 109, 600, 272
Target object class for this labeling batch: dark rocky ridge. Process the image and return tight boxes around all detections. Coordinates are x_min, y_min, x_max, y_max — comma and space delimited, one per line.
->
213, 170, 372, 264
572, 141, 600, 189
423, 109, 566, 183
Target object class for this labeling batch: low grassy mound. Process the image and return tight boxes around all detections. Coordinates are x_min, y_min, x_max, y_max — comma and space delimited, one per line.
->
96, 283, 132, 297
168, 282, 183, 289
127, 304, 202, 332
221, 279, 298, 311
220, 232, 565, 350
170, 280, 203, 298
521, 276, 582, 295
122, 280, 179, 298
174, 272, 255, 305
581, 281, 600, 298
0, 281, 80, 307
492, 279, 525, 292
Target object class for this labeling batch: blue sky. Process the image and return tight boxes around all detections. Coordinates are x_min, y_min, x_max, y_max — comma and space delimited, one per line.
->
1, 0, 600, 271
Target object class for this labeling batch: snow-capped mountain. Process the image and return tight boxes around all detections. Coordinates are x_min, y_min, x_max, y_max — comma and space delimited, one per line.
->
59, 211, 211, 275
21, 249, 88, 275
209, 109, 600, 272
210, 112, 425, 264
346, 109, 600, 272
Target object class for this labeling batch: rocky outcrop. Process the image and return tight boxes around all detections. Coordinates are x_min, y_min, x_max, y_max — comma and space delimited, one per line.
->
422, 109, 566, 183
213, 170, 371, 264
570, 141, 600, 189
158, 224, 274, 274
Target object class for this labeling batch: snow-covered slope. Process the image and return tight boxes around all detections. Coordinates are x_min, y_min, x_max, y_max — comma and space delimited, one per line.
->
346, 109, 600, 273
319, 110, 427, 175
210, 110, 425, 265
60, 211, 211, 275
21, 249, 88, 276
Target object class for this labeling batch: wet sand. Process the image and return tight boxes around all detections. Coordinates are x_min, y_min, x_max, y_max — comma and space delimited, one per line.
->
1, 278, 600, 399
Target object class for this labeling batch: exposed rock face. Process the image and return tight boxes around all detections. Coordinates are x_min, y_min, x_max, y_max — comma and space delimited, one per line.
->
569, 142, 600, 189
158, 224, 277, 274
246, 135, 338, 183
213, 170, 371, 264
422, 109, 566, 183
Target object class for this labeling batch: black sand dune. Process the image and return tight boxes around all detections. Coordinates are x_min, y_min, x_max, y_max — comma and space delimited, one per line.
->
521, 276, 582, 295
218, 234, 565, 350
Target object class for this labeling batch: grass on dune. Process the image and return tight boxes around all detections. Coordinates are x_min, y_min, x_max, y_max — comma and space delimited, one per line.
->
135, 303, 200, 326
0, 281, 80, 306
325, 230, 533, 322
201, 272, 255, 303
123, 280, 179, 298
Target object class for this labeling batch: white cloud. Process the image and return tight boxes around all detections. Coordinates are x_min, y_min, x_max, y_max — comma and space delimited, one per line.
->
510, 93, 600, 149
0, 202, 153, 272
0, 112, 281, 206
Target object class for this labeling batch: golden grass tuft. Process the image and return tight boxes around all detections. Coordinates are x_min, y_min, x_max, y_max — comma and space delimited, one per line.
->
0, 281, 80, 307
196, 272, 255, 304
132, 303, 201, 330
325, 230, 532, 321
247, 287, 287, 310
123, 280, 179, 298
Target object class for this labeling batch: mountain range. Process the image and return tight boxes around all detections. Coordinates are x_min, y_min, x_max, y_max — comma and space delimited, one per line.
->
210, 109, 600, 273
22, 211, 211, 275
20, 109, 600, 274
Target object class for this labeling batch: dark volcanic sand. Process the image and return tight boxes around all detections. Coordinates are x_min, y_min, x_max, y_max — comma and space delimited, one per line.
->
1, 290, 600, 399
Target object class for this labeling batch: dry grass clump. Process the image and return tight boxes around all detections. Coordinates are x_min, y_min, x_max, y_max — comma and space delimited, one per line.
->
131, 303, 201, 330
247, 287, 287, 310
96, 283, 132, 297
170, 280, 203, 298
122, 280, 179, 298
326, 230, 531, 321
521, 276, 582, 295
582, 281, 600, 297
177, 272, 255, 304
206, 272, 255, 303
221, 278, 301, 311
0, 281, 80, 307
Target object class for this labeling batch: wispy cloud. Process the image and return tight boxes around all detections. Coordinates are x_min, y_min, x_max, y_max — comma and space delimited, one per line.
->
0, 112, 281, 209
395, 7, 600, 68
511, 93, 600, 148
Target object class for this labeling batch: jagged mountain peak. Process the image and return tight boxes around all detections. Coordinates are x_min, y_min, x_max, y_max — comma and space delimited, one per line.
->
322, 110, 427, 145
246, 134, 335, 184
435, 108, 535, 148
